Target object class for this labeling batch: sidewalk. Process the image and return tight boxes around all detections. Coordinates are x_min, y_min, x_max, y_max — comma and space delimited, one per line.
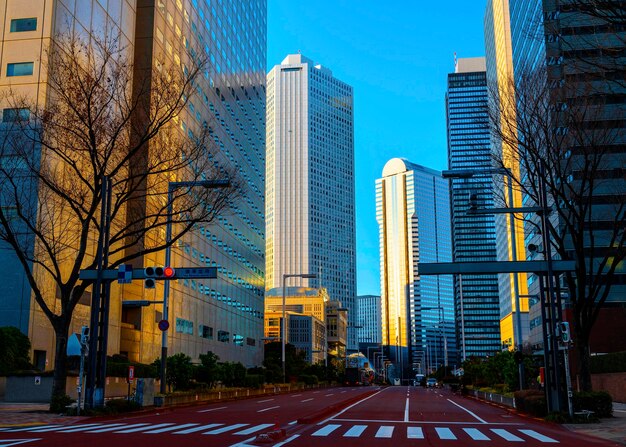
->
564, 402, 626, 446
0, 402, 86, 427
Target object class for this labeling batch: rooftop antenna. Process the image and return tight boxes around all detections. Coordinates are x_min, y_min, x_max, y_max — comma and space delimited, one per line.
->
454, 52, 458, 72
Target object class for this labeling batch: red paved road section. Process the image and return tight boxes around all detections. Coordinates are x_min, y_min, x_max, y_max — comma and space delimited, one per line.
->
0, 386, 619, 447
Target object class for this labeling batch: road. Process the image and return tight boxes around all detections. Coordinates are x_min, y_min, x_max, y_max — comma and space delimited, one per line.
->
0, 386, 618, 447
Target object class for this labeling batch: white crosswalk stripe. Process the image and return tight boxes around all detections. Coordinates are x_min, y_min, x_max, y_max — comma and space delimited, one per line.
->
407, 427, 424, 439
464, 427, 491, 441
56, 424, 126, 433
519, 429, 558, 443
29, 424, 102, 433
172, 423, 223, 434
115, 423, 175, 433
234, 424, 274, 435
436, 427, 457, 440
312, 424, 341, 436
491, 428, 524, 442
2, 425, 61, 432
343, 425, 367, 437
143, 423, 199, 434
375, 426, 394, 438
203, 423, 248, 435
86, 424, 148, 433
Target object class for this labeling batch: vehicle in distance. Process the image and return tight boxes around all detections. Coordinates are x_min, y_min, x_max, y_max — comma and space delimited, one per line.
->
426, 378, 439, 388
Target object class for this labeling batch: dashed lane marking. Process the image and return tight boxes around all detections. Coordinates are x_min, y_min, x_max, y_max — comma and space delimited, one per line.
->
257, 406, 279, 413
198, 406, 228, 412
300, 398, 314, 403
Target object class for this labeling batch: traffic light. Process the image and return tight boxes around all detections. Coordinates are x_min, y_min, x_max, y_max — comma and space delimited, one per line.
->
80, 326, 90, 344
557, 321, 571, 343
144, 266, 176, 288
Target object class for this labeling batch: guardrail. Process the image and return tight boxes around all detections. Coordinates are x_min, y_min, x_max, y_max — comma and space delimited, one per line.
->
467, 389, 516, 409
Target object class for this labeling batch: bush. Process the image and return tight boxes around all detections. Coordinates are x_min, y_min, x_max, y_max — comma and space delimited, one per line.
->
50, 394, 74, 413
299, 374, 319, 385
590, 351, 626, 374
244, 374, 265, 389
514, 389, 547, 417
573, 391, 613, 418
107, 360, 157, 378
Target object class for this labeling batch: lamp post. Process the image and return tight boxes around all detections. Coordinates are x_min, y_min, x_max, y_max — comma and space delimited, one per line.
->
160, 179, 229, 394
281, 273, 317, 383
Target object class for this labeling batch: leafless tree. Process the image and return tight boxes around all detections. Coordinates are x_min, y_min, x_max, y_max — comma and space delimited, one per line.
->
487, 68, 626, 391
0, 33, 240, 407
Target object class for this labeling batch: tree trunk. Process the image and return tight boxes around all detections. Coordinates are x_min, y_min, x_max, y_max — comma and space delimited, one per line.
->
50, 321, 70, 412
576, 331, 593, 392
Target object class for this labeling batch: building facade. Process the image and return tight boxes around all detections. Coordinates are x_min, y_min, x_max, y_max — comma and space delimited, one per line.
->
376, 158, 456, 379
0, 0, 266, 368
356, 294, 382, 345
484, 0, 530, 351
446, 58, 502, 360
265, 54, 357, 348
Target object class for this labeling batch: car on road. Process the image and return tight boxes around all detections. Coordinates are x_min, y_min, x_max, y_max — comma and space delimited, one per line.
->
426, 378, 438, 388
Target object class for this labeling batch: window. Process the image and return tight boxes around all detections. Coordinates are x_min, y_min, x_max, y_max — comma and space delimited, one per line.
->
218, 330, 230, 342
10, 18, 37, 32
7, 62, 34, 77
2, 108, 30, 122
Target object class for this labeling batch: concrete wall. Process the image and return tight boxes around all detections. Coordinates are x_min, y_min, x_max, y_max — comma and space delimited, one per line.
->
3, 376, 157, 404
592, 373, 626, 403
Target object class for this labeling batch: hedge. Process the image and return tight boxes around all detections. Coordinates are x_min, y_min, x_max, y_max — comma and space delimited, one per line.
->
514, 390, 547, 417
106, 360, 157, 378
573, 391, 613, 418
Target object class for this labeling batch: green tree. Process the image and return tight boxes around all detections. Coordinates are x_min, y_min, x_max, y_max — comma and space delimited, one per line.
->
196, 351, 220, 388
0, 327, 32, 374
153, 353, 194, 391
218, 361, 247, 387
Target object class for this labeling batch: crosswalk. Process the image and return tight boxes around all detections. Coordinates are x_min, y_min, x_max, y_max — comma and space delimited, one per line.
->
0, 422, 560, 443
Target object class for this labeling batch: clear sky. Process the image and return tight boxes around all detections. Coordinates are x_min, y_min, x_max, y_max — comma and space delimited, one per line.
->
267, 0, 488, 296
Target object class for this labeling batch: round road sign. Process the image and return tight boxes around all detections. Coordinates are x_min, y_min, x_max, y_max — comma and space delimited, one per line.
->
158, 319, 170, 331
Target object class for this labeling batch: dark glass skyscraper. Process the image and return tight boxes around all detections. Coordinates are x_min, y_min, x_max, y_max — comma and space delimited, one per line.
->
446, 58, 502, 361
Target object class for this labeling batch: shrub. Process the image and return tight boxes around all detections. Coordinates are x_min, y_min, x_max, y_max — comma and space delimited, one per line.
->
299, 374, 319, 385
244, 374, 265, 389
573, 391, 613, 418
105, 398, 141, 414
50, 394, 74, 413
590, 351, 626, 374
514, 389, 547, 417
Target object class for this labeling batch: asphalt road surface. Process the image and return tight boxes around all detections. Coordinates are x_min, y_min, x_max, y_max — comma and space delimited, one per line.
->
0, 386, 618, 447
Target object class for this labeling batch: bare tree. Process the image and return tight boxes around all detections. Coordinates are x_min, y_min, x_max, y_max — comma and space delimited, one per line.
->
0, 33, 239, 408
487, 69, 626, 391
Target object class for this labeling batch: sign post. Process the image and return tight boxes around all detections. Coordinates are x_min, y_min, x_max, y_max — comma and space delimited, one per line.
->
127, 365, 135, 401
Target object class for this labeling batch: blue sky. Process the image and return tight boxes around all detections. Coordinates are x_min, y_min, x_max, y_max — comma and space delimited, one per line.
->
267, 0, 488, 296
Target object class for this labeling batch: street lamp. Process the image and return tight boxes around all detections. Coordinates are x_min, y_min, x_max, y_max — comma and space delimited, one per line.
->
160, 179, 229, 394
281, 273, 317, 383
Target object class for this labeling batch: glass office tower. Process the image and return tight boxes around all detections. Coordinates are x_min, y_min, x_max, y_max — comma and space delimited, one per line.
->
446, 58, 502, 360
377, 158, 456, 380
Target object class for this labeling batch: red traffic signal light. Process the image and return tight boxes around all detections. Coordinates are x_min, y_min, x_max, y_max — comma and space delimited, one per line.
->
163, 266, 175, 278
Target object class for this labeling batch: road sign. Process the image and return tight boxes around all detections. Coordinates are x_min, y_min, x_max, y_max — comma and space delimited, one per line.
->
128, 365, 135, 384
173, 267, 217, 279
80, 266, 218, 280
117, 264, 133, 284
158, 320, 170, 331
34, 376, 41, 385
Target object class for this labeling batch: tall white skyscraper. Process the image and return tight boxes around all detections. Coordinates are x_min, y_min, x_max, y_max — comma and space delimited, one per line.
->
266, 54, 357, 348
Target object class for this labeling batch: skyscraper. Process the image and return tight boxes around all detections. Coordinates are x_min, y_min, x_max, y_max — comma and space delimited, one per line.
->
0, 0, 267, 368
484, 0, 530, 351
377, 158, 456, 379
446, 58, 502, 360
265, 54, 357, 348
356, 294, 382, 345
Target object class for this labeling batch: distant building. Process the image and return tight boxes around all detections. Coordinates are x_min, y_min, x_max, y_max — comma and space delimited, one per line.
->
446, 57, 502, 360
376, 158, 456, 379
265, 54, 357, 349
356, 295, 382, 345
325, 300, 348, 361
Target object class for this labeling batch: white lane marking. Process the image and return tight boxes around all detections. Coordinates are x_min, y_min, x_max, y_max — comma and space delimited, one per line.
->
343, 425, 367, 437
173, 423, 223, 434
291, 394, 302, 397
144, 423, 199, 434
234, 424, 274, 435
257, 405, 280, 413
312, 424, 341, 436
274, 434, 300, 446
204, 424, 249, 435
519, 429, 559, 443
375, 426, 394, 438
57, 424, 125, 433
313, 391, 320, 394
0, 438, 42, 445
464, 427, 491, 441
446, 398, 489, 424
87, 423, 150, 433
28, 424, 101, 432
332, 418, 522, 425
340, 391, 347, 394
288, 421, 298, 425
491, 428, 524, 442
301, 398, 314, 403
256, 399, 274, 403
116, 423, 175, 433
198, 406, 228, 412
435, 427, 457, 440
227, 436, 255, 447
319, 387, 387, 425
404, 397, 410, 422
407, 427, 424, 439
325, 393, 334, 397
